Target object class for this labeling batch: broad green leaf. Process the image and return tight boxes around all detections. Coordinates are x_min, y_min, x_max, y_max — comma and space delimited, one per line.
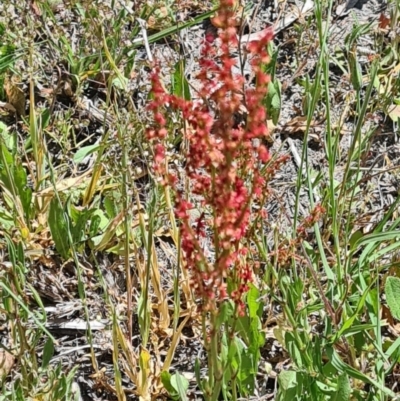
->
237, 351, 257, 395
104, 193, 120, 217
349, 229, 364, 249
40, 108, 51, 129
112, 75, 128, 90
385, 277, 400, 320
14, 162, 31, 218
230, 336, 245, 380
161, 371, 178, 399
285, 332, 303, 368
73, 144, 100, 164
91, 209, 109, 232
348, 51, 362, 91
265, 80, 281, 124
42, 337, 54, 369
171, 372, 189, 401
332, 373, 351, 401
89, 213, 103, 238
0, 122, 15, 151
0, 209, 14, 230
69, 203, 93, 245
48, 197, 70, 259
171, 59, 191, 100
215, 300, 234, 330
0, 144, 31, 219
278, 370, 297, 390
227, 335, 242, 362
248, 316, 264, 352
0, 144, 14, 191
247, 285, 261, 319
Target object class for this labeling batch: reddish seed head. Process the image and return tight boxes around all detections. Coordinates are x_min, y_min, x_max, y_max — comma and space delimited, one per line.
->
146, 2, 279, 314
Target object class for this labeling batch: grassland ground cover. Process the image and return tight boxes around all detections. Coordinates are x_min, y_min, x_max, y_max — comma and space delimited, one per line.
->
1, 0, 400, 400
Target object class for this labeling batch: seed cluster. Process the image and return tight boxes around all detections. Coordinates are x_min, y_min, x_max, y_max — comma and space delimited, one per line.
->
147, 0, 278, 315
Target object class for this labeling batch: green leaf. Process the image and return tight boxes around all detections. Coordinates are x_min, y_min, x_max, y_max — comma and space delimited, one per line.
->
73, 144, 100, 164
40, 108, 51, 129
237, 352, 257, 395
171, 59, 191, 100
265, 80, 281, 124
327, 346, 395, 397
226, 334, 240, 365
0, 122, 15, 151
0, 209, 13, 230
279, 370, 297, 391
0, 45, 18, 72
349, 53, 362, 91
194, 358, 202, 392
349, 229, 364, 249
215, 300, 234, 330
42, 337, 54, 369
332, 281, 373, 341
14, 162, 32, 219
0, 144, 13, 191
271, 81, 281, 109
104, 193, 120, 218
69, 203, 93, 245
112, 75, 128, 90
332, 373, 351, 401
247, 285, 261, 319
385, 277, 400, 320
161, 371, 179, 399
89, 213, 102, 238
137, 291, 150, 346
171, 372, 189, 401
285, 332, 304, 368
48, 197, 70, 259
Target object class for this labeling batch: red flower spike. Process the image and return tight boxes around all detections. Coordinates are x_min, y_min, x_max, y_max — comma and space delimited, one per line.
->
146, 1, 282, 315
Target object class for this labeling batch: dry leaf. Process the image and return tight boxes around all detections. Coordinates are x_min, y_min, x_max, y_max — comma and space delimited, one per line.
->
381, 304, 395, 326
378, 12, 390, 30
388, 104, 400, 122
4, 75, 26, 117
285, 116, 308, 132
0, 101, 17, 113
63, 77, 74, 97
267, 119, 276, 133
0, 348, 14, 380
283, 116, 321, 141
31, 0, 42, 16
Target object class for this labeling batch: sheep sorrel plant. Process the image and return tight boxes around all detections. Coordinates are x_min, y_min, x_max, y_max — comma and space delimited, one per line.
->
147, 1, 284, 399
